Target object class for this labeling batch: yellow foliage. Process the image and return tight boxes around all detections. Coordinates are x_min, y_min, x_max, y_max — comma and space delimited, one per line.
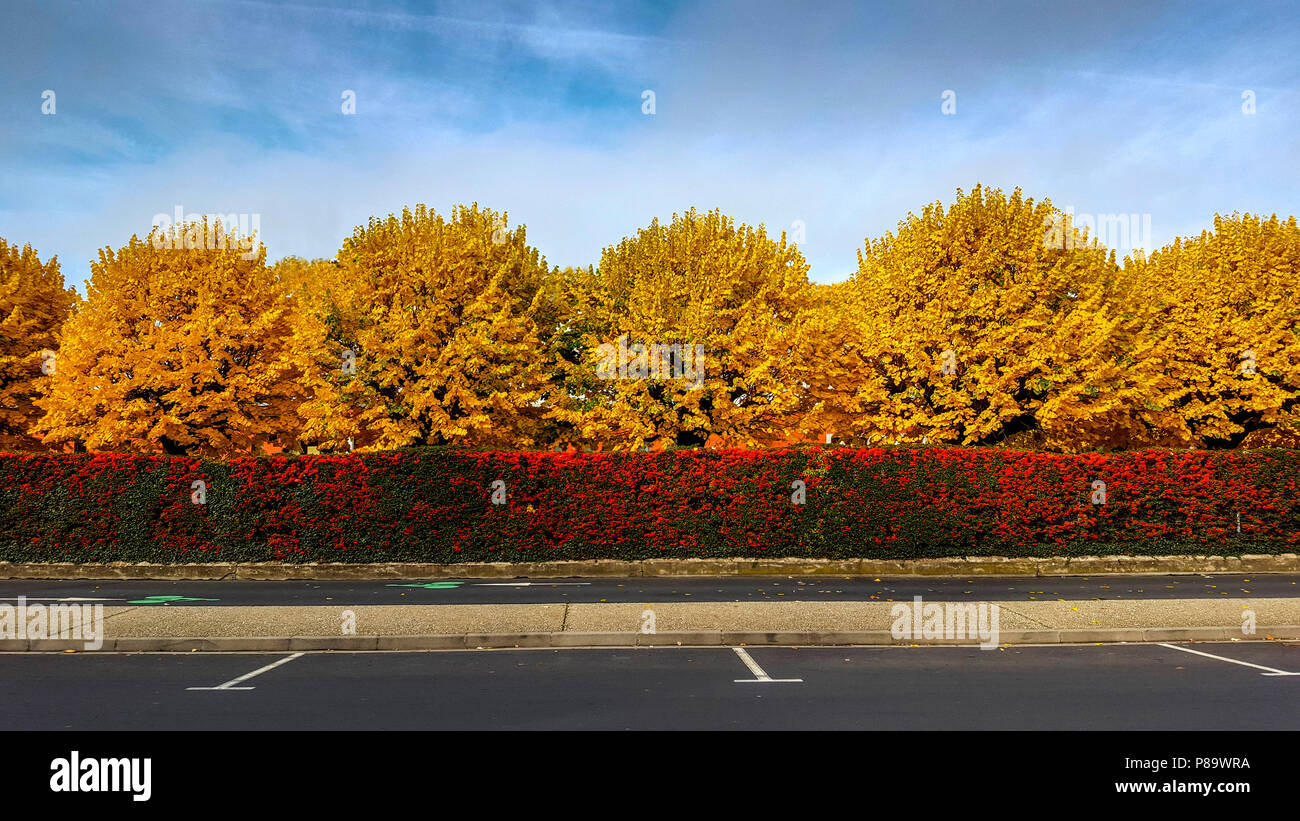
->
35, 221, 308, 456
0, 240, 76, 451
554, 208, 813, 449
271, 256, 347, 312
10, 191, 1300, 454
294, 204, 561, 450
807, 185, 1161, 451
1123, 213, 1300, 447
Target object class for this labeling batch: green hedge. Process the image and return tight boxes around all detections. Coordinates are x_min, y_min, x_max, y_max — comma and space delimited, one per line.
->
0, 447, 1297, 563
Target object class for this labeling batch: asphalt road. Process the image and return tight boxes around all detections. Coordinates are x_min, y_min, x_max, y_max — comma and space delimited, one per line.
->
3, 642, 1296, 730
0, 573, 1295, 606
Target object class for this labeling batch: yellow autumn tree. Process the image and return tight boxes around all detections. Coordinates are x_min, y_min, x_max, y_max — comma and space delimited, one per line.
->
36, 221, 310, 456
1123, 213, 1300, 448
271, 256, 349, 315
294, 204, 563, 450
0, 239, 77, 451
786, 280, 882, 441
818, 185, 1162, 451
554, 208, 813, 449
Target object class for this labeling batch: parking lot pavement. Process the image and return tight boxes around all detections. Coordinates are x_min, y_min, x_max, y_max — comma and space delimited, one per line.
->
2, 641, 1295, 731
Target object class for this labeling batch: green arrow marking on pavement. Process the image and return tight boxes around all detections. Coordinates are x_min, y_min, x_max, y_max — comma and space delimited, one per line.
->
127, 595, 221, 604
385, 582, 465, 589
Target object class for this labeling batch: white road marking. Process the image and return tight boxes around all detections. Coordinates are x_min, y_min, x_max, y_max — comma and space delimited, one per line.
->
732, 647, 802, 683
1158, 643, 1299, 676
472, 582, 592, 587
0, 597, 124, 601
187, 653, 305, 691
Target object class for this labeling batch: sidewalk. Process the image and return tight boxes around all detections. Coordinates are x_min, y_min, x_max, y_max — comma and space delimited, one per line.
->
8, 596, 1298, 651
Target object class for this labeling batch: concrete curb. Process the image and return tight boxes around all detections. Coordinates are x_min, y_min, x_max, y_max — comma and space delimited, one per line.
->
2, 554, 1297, 580
4, 625, 1297, 652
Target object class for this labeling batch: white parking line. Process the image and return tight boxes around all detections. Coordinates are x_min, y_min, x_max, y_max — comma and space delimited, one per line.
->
1158, 643, 1299, 676
732, 647, 803, 683
187, 653, 305, 690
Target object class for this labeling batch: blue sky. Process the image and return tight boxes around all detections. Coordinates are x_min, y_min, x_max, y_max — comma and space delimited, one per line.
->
2, 0, 1297, 291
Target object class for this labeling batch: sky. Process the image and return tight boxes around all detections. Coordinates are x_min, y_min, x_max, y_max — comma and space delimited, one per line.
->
1, 0, 1297, 292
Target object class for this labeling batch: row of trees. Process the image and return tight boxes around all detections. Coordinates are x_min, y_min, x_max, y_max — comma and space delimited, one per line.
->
2, 186, 1298, 456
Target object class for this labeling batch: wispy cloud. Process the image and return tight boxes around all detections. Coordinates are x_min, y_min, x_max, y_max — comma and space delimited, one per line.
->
2, 0, 1297, 290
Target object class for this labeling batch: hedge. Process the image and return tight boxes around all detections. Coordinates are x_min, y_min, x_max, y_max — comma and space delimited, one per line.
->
0, 447, 1298, 563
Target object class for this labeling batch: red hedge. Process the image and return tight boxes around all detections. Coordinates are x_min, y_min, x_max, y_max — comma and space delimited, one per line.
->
0, 447, 1297, 562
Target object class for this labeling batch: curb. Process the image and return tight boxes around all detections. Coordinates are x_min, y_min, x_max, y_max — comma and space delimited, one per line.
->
4, 625, 1297, 652
1, 554, 1298, 580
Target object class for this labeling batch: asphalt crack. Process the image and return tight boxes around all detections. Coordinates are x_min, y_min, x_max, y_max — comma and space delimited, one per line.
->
995, 602, 1052, 629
